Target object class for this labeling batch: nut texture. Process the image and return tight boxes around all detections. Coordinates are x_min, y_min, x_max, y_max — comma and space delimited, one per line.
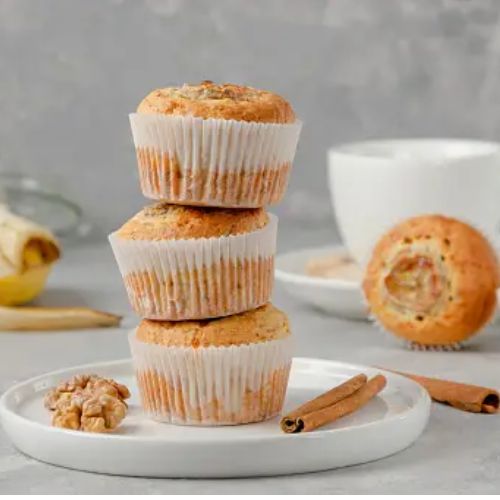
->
45, 374, 130, 432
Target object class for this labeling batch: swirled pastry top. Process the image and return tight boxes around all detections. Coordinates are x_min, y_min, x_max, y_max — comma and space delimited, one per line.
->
136, 304, 290, 347
136, 81, 295, 123
116, 202, 269, 241
363, 214, 499, 345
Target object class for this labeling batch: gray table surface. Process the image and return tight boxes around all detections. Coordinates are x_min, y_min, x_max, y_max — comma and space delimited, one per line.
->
1, 226, 500, 494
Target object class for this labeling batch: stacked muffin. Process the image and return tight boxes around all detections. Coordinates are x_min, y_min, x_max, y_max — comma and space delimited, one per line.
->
110, 81, 301, 425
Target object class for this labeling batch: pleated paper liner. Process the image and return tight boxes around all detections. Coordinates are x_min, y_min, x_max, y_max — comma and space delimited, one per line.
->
129, 113, 302, 207
129, 331, 293, 426
405, 340, 464, 352
109, 215, 278, 320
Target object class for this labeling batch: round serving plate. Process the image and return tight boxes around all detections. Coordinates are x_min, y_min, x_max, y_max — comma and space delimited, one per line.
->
0, 357, 430, 478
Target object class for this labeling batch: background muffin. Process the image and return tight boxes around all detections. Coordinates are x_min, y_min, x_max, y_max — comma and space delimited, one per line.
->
363, 214, 499, 349
109, 202, 277, 320
129, 81, 302, 207
130, 303, 293, 425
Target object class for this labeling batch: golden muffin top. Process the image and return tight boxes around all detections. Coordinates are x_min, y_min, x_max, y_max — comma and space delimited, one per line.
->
136, 80, 295, 123
363, 214, 499, 346
136, 304, 290, 347
116, 202, 269, 241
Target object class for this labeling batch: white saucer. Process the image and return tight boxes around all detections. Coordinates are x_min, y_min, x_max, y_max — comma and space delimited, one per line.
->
0, 357, 430, 478
275, 245, 367, 320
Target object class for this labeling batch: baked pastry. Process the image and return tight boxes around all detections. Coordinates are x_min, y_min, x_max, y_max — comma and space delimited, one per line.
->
129, 81, 302, 207
137, 81, 295, 123
129, 304, 293, 425
363, 215, 499, 348
109, 202, 277, 320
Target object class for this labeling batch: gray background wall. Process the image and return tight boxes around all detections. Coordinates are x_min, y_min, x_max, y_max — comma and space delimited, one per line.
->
1, 0, 500, 236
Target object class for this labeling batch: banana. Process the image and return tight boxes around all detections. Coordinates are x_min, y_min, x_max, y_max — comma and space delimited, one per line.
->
0, 205, 60, 306
0, 306, 122, 331
0, 206, 122, 331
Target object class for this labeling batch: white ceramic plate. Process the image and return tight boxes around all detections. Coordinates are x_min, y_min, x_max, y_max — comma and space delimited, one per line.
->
0, 357, 430, 478
275, 245, 368, 320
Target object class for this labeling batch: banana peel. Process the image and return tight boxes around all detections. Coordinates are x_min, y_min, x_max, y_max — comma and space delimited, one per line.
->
0, 306, 122, 331
0, 205, 60, 306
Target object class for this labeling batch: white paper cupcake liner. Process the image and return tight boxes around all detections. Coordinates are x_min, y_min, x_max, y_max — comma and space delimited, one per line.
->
129, 331, 293, 425
129, 113, 302, 207
108, 215, 277, 320
370, 313, 470, 351
405, 340, 464, 352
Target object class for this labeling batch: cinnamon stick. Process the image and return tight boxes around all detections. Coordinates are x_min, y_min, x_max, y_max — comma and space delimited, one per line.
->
385, 368, 499, 414
282, 374, 386, 433
280, 373, 367, 433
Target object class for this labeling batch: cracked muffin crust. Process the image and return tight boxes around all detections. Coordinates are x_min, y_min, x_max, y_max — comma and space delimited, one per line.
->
135, 303, 290, 348
117, 202, 268, 241
137, 80, 295, 123
363, 215, 499, 347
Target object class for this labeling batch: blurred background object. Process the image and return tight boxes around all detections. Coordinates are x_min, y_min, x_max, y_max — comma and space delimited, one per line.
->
2, 0, 500, 240
328, 139, 500, 263
0, 204, 60, 305
0, 172, 83, 237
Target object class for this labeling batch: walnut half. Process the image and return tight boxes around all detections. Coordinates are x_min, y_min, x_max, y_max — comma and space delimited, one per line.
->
81, 394, 128, 432
45, 374, 130, 433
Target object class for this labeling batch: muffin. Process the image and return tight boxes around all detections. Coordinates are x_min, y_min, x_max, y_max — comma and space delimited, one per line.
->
129, 81, 302, 208
109, 202, 277, 320
363, 215, 499, 349
129, 304, 293, 425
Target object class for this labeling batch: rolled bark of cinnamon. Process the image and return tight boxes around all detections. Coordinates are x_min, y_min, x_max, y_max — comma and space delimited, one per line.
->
385, 368, 499, 414
280, 373, 367, 433
282, 374, 386, 433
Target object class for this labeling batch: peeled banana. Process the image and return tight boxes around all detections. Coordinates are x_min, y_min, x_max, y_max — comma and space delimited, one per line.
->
0, 205, 60, 306
0, 206, 122, 331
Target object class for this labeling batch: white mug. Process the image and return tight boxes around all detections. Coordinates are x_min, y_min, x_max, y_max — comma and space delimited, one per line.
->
328, 139, 500, 264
